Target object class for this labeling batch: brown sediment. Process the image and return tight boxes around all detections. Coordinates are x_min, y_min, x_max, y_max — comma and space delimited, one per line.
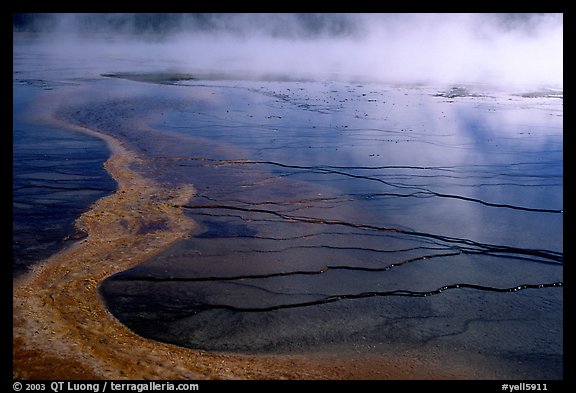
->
13, 121, 494, 380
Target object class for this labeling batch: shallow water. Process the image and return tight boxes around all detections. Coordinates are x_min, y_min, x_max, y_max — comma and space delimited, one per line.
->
94, 79, 562, 378
12, 82, 116, 277
13, 35, 563, 379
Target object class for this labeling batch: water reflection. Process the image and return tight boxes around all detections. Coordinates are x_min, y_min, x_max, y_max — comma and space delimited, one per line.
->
84, 77, 563, 378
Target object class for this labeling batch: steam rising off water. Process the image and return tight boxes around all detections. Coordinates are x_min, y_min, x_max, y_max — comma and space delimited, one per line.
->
13, 13, 562, 379
14, 13, 562, 87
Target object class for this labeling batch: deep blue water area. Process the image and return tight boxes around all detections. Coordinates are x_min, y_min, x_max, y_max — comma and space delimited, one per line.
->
13, 83, 116, 277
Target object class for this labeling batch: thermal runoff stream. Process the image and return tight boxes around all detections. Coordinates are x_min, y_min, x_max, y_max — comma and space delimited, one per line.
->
13, 13, 562, 380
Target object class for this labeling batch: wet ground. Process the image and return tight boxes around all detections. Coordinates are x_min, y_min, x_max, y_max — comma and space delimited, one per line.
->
13, 35, 563, 379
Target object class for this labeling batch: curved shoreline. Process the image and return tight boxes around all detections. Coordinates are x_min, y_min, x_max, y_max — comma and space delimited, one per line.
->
13, 120, 498, 380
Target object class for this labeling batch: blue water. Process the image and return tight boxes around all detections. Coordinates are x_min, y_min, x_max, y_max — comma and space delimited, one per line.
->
93, 77, 562, 378
13, 34, 563, 379
13, 82, 116, 277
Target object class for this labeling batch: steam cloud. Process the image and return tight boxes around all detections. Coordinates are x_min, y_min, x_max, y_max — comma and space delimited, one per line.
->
14, 13, 563, 87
